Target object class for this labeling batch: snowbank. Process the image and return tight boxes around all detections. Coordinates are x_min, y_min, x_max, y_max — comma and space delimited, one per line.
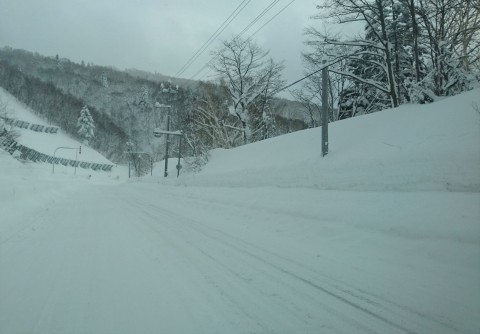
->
175, 89, 480, 191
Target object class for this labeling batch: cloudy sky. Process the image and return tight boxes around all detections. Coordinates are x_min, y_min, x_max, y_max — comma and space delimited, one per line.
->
0, 0, 326, 92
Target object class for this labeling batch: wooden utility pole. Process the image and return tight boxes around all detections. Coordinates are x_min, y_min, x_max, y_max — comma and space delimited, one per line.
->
322, 60, 329, 157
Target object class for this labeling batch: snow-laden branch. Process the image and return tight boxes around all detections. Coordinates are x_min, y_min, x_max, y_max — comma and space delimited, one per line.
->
325, 38, 385, 50
328, 68, 390, 93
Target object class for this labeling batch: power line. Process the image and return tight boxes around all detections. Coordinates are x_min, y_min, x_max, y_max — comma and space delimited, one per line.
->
234, 0, 281, 40
273, 57, 347, 95
198, 68, 214, 81
176, 0, 250, 76
175, 0, 251, 77
275, 69, 322, 94
190, 0, 294, 80
189, 60, 212, 80
249, 0, 296, 38
190, 0, 282, 80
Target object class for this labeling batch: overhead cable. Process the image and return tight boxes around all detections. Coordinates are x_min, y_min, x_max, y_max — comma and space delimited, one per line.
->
190, 0, 297, 80
175, 0, 252, 77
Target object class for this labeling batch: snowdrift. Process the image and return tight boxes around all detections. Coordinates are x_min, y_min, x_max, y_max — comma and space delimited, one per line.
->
180, 89, 480, 191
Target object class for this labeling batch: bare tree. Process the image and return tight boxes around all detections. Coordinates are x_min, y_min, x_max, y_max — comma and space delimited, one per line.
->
191, 82, 240, 149
250, 58, 285, 141
211, 37, 284, 144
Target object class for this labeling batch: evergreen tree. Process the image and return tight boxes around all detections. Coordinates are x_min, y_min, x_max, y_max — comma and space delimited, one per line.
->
77, 105, 95, 145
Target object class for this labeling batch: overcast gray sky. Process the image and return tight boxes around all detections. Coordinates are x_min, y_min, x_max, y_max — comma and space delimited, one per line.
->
0, 0, 322, 91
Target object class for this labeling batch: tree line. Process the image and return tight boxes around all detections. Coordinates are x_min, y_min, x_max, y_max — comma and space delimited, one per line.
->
299, 0, 479, 118
0, 46, 306, 169
1, 0, 478, 172
137, 0, 478, 172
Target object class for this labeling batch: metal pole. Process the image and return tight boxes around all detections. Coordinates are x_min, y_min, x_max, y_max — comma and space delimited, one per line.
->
74, 149, 78, 176
164, 108, 170, 177
177, 135, 182, 178
322, 60, 329, 157
52, 147, 79, 174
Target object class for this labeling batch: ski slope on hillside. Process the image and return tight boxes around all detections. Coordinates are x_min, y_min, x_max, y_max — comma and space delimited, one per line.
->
1, 90, 479, 334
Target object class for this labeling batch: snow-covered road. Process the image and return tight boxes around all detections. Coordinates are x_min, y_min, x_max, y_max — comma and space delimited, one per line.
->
1, 181, 478, 334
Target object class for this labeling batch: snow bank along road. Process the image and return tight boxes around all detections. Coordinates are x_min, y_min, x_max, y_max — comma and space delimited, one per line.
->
1, 181, 479, 334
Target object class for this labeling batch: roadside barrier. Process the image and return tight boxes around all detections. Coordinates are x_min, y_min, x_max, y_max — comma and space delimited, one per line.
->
0, 129, 114, 172
1, 117, 59, 134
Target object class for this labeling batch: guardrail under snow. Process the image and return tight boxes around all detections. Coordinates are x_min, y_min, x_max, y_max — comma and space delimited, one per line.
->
0, 130, 114, 172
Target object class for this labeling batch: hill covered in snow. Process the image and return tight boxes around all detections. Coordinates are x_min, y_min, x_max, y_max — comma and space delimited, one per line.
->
0, 88, 479, 334
165, 88, 480, 192
1, 87, 114, 166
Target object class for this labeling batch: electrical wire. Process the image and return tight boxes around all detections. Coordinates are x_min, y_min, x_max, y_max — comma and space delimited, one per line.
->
189, 0, 295, 80
234, 0, 281, 40
273, 57, 347, 95
249, 0, 296, 39
175, 0, 252, 77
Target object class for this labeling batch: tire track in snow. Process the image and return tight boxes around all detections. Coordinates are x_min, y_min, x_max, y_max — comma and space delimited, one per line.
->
126, 197, 419, 334
120, 196, 283, 334
150, 188, 469, 334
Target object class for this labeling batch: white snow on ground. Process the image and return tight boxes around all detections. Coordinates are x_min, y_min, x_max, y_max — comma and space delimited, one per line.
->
178, 89, 480, 192
0, 89, 479, 334
0, 87, 112, 163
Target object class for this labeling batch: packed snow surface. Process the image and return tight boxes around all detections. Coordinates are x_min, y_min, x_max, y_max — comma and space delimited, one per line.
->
1, 89, 479, 334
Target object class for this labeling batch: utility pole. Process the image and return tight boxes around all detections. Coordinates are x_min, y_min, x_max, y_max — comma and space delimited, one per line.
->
153, 129, 183, 178
176, 135, 182, 177
322, 60, 329, 157
164, 107, 170, 177
159, 81, 177, 177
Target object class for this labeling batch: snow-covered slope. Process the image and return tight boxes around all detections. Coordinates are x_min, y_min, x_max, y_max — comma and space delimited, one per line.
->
176, 89, 480, 191
1, 89, 479, 334
0, 87, 112, 164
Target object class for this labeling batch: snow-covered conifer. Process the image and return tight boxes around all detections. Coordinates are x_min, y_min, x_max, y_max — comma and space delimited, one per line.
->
77, 105, 95, 145
101, 71, 109, 88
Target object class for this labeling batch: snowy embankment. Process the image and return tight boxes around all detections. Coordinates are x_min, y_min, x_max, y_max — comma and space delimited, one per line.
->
0, 89, 479, 334
176, 89, 480, 191
0, 87, 112, 164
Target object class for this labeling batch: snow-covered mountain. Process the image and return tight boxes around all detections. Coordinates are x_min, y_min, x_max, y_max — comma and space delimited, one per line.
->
0, 89, 479, 334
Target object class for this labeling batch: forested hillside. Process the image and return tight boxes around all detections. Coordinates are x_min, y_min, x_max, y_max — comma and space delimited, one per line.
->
0, 47, 308, 163
0, 60, 128, 161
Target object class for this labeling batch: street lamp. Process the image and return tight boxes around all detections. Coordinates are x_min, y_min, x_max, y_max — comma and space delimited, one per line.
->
52, 146, 81, 175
